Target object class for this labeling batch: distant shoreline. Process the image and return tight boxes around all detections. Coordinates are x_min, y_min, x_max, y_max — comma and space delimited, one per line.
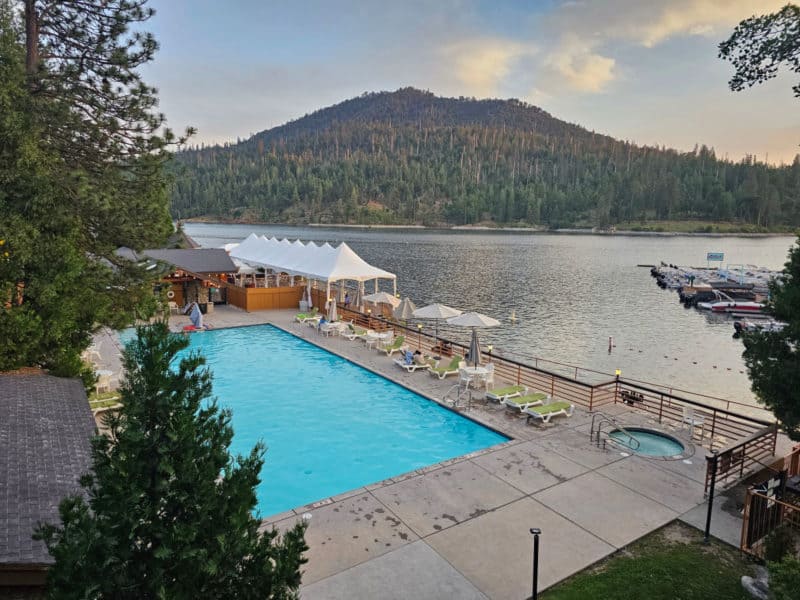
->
180, 217, 796, 238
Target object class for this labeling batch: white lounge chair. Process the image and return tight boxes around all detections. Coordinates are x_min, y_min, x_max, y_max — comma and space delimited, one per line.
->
502, 391, 549, 413
343, 323, 372, 341
378, 335, 405, 356
294, 307, 319, 323
428, 356, 462, 379
524, 401, 574, 424
393, 352, 436, 373
485, 384, 528, 403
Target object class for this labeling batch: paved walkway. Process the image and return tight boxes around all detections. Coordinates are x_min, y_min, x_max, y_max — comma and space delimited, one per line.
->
93, 305, 760, 599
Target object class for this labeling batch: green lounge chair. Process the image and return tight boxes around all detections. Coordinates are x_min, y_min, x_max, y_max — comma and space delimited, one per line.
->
294, 307, 319, 323
428, 356, 462, 380
379, 335, 405, 356
502, 392, 549, 413
343, 323, 371, 341
524, 401, 574, 424
486, 385, 528, 403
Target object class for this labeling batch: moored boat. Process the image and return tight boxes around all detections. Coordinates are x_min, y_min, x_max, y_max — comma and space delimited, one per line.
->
705, 301, 765, 313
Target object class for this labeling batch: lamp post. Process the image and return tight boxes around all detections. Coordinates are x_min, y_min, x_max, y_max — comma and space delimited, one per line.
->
530, 528, 541, 600
487, 344, 493, 356
417, 323, 423, 350
366, 308, 372, 330
704, 450, 719, 544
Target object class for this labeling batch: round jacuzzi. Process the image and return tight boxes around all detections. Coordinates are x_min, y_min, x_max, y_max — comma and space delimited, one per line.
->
608, 427, 689, 458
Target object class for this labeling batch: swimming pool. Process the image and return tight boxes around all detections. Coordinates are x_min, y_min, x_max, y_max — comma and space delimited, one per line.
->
120, 325, 507, 516
608, 427, 686, 458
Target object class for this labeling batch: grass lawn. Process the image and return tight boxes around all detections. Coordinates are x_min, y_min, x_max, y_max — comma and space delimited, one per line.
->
542, 521, 755, 600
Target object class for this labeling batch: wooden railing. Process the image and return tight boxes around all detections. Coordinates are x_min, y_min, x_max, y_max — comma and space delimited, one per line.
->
741, 491, 800, 559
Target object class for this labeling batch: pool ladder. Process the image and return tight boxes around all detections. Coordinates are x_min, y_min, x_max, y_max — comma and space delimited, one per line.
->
590, 412, 640, 452
442, 382, 474, 411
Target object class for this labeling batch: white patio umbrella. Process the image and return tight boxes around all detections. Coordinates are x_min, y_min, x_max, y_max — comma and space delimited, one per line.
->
446, 311, 501, 367
362, 291, 401, 307
412, 303, 463, 341
393, 297, 417, 321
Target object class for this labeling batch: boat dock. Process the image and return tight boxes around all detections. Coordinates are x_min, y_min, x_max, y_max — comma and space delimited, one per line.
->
649, 262, 784, 332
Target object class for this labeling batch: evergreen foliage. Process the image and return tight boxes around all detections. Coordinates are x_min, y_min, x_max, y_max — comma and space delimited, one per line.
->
171, 88, 800, 228
720, 4, 800, 97
723, 4, 800, 441
742, 235, 800, 440
0, 0, 191, 377
35, 322, 308, 598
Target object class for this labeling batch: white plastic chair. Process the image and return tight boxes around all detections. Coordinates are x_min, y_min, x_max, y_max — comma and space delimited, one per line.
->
682, 406, 706, 439
479, 363, 495, 390
168, 301, 180, 315
95, 371, 112, 394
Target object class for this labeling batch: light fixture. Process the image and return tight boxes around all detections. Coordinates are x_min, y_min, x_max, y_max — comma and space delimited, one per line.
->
615, 369, 621, 377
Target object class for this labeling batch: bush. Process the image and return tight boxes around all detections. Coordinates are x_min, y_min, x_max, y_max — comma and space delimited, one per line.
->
769, 555, 800, 600
764, 526, 796, 562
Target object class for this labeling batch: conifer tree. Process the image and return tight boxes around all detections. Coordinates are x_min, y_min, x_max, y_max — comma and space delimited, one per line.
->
742, 236, 800, 440
35, 322, 308, 598
0, 0, 193, 377
720, 5, 800, 440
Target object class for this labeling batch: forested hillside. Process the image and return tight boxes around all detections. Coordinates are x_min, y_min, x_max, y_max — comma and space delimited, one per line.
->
171, 88, 800, 230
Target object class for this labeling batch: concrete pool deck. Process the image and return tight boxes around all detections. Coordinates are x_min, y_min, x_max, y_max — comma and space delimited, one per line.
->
92, 306, 777, 599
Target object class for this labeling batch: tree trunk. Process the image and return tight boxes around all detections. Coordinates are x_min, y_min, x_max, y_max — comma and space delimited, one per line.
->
24, 0, 39, 76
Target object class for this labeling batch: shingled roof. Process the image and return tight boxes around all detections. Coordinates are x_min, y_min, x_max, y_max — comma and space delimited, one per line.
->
0, 374, 95, 570
143, 248, 237, 274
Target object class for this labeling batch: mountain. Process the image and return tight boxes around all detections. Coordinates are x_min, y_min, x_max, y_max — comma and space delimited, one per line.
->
170, 87, 800, 230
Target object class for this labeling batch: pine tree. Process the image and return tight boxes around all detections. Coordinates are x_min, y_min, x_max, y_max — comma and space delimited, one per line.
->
742, 236, 800, 440
0, 0, 193, 377
35, 322, 308, 598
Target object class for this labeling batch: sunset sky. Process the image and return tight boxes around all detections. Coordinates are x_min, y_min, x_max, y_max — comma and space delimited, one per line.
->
143, 0, 800, 164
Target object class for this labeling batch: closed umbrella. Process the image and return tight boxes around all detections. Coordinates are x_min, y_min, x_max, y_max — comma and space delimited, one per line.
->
354, 282, 364, 311
393, 297, 417, 321
189, 302, 204, 329
412, 303, 462, 342
446, 311, 501, 367
328, 298, 338, 322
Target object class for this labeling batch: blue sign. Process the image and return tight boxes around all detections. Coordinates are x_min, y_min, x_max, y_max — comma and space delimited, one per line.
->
706, 252, 724, 262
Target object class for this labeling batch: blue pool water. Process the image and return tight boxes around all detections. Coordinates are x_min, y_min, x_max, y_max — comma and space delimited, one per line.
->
609, 428, 685, 457
119, 325, 507, 516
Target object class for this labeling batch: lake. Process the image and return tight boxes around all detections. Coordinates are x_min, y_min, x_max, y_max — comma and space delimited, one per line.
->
183, 222, 796, 414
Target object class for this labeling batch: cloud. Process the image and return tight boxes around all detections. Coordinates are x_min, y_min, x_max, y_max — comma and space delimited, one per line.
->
544, 35, 616, 93
439, 39, 537, 97
538, 0, 786, 92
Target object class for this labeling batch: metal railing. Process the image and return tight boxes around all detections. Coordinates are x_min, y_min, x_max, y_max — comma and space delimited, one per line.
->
332, 304, 777, 472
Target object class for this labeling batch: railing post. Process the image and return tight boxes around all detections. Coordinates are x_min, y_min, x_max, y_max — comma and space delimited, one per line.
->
709, 411, 717, 451
658, 394, 664, 423
589, 387, 594, 412
739, 441, 747, 480
517, 365, 521, 385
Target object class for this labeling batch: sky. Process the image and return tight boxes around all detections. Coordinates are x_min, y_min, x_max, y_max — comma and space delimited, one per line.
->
141, 0, 800, 164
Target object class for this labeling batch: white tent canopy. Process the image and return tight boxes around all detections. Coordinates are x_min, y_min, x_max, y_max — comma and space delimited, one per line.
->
228, 234, 396, 298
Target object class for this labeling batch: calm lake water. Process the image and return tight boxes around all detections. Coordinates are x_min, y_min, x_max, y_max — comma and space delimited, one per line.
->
184, 222, 796, 414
